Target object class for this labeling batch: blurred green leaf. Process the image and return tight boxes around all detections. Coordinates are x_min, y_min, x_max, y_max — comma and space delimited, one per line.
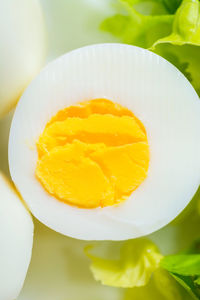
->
161, 255, 200, 276
152, 0, 200, 95
85, 238, 162, 288
102, 0, 200, 95
121, 0, 181, 14
101, 2, 173, 48
171, 273, 200, 300
124, 269, 182, 300
161, 239, 200, 299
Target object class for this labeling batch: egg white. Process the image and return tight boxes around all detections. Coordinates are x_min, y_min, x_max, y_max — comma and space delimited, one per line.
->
9, 44, 200, 240
0, 173, 33, 300
0, 0, 46, 118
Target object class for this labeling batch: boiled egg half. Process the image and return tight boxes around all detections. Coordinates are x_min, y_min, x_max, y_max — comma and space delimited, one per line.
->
0, 173, 33, 300
9, 44, 200, 240
0, 0, 46, 118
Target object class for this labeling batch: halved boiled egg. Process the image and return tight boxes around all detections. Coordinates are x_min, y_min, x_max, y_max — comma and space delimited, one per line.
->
9, 44, 200, 240
0, 173, 33, 300
0, 0, 46, 118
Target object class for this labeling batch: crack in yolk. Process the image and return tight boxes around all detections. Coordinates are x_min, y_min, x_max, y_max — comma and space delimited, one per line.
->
36, 99, 150, 208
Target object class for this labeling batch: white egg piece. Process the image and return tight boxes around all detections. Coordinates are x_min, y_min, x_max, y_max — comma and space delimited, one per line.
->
0, 0, 46, 118
9, 44, 200, 241
0, 173, 33, 300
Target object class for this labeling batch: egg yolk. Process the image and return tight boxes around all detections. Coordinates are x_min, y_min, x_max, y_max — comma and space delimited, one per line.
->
36, 99, 149, 208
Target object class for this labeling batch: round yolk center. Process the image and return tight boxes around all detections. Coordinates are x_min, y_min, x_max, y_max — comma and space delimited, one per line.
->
36, 99, 149, 208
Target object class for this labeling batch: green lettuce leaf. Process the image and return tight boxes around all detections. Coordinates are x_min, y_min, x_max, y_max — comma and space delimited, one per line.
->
101, 1, 173, 48
161, 239, 200, 299
85, 238, 163, 288
161, 255, 200, 276
102, 0, 200, 95
170, 274, 200, 299
124, 0, 181, 15
195, 277, 200, 285
152, 0, 200, 95
161, 0, 182, 14
152, 0, 200, 46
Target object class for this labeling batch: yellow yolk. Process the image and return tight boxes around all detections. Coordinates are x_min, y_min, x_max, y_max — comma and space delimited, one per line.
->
36, 99, 149, 208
